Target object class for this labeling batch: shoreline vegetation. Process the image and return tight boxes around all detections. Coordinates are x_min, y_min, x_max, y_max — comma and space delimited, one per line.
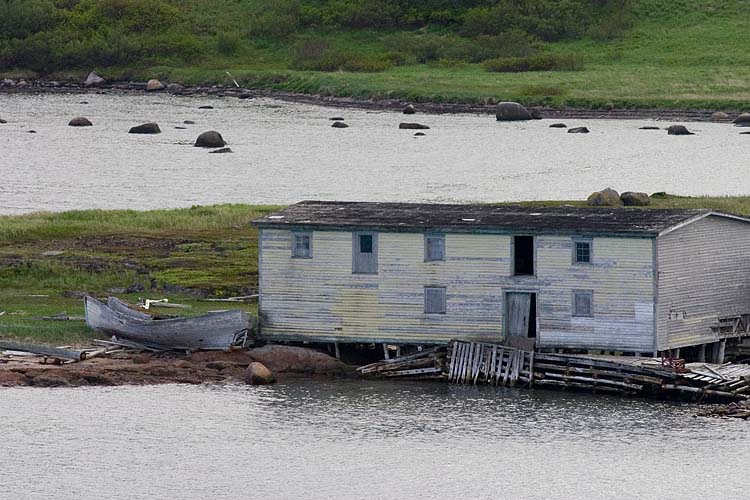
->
2, 1, 750, 112
3, 195, 750, 346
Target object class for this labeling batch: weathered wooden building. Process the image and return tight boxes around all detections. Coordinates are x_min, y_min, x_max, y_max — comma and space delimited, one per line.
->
253, 201, 750, 358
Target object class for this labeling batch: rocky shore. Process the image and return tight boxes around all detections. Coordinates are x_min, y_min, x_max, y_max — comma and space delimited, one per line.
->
0, 77, 729, 122
0, 344, 356, 388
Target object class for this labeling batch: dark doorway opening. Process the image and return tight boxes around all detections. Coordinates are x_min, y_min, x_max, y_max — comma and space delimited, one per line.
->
528, 293, 537, 338
514, 235, 534, 275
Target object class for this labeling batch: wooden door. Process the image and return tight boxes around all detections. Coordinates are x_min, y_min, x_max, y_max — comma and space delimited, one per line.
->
506, 292, 532, 337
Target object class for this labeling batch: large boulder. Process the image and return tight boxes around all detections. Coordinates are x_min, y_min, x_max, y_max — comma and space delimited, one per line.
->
68, 117, 92, 127
194, 131, 225, 148
733, 113, 750, 126
711, 111, 730, 122
620, 191, 651, 206
247, 345, 352, 375
129, 122, 161, 134
495, 101, 533, 121
146, 79, 165, 91
399, 122, 430, 130
402, 104, 416, 115
84, 71, 105, 87
587, 188, 621, 207
667, 124, 694, 135
244, 362, 276, 385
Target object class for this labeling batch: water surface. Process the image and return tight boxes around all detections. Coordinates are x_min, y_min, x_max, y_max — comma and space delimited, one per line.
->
1, 381, 746, 499
1, 93, 748, 215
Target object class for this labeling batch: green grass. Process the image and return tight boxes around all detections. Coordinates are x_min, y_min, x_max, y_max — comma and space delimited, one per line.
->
3, 196, 750, 344
5, 0, 750, 110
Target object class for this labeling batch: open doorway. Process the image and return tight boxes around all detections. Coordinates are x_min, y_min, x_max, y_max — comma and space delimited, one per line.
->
506, 292, 537, 338
513, 236, 534, 275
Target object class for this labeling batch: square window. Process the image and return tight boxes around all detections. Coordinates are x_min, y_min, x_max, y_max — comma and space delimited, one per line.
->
424, 286, 446, 314
425, 234, 445, 261
359, 234, 373, 253
573, 290, 593, 317
573, 239, 592, 264
292, 233, 312, 258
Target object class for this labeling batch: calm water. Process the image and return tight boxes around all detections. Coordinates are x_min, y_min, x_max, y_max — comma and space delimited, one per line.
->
2, 92, 750, 215
1, 380, 747, 500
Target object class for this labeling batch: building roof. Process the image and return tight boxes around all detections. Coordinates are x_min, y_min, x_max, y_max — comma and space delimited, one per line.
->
253, 201, 747, 236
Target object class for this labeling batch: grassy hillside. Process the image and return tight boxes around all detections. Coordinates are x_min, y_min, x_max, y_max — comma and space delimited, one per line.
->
1, 1, 750, 107
2, 195, 750, 343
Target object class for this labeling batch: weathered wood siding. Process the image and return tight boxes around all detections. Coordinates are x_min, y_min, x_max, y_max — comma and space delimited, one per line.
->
259, 229, 656, 350
656, 216, 750, 350
536, 236, 655, 352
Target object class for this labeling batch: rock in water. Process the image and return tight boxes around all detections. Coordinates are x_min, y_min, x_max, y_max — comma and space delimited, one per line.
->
166, 83, 184, 94
568, 127, 590, 133
84, 71, 105, 87
733, 113, 750, 126
209, 147, 233, 153
198, 105, 213, 110
129, 122, 161, 134
495, 102, 533, 121
414, 132, 426, 136
329, 117, 344, 121
146, 79, 165, 91
711, 111, 730, 121
549, 123, 567, 128
587, 188, 621, 207
402, 104, 416, 114
244, 362, 276, 385
667, 124, 694, 135
399, 122, 430, 130
194, 131, 225, 148
620, 191, 651, 206
0, 118, 7, 124
184, 120, 195, 124
530, 108, 543, 120
639, 126, 660, 130
68, 117, 93, 127
331, 121, 349, 128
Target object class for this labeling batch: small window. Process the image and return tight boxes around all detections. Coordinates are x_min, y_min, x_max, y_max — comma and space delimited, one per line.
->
424, 286, 446, 314
573, 290, 594, 317
425, 234, 445, 262
573, 239, 592, 264
353, 232, 378, 274
291, 232, 312, 258
513, 235, 534, 275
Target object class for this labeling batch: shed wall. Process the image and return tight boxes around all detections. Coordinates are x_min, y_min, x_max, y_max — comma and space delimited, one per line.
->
656, 216, 750, 350
259, 229, 655, 350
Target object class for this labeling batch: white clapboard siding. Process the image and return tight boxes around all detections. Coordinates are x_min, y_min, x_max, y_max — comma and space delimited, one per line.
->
260, 228, 656, 350
656, 215, 750, 350
536, 236, 655, 352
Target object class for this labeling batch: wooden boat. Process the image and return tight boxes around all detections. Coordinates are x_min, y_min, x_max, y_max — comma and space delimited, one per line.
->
84, 296, 250, 350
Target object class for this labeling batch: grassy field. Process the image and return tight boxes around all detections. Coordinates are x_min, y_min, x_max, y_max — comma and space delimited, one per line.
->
3, 195, 750, 345
4, 0, 750, 110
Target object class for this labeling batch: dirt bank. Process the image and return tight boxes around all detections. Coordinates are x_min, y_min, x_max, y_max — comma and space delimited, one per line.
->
0, 346, 357, 388
0, 78, 727, 122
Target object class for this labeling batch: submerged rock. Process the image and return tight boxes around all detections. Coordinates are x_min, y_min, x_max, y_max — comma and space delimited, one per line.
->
209, 147, 233, 153
399, 122, 430, 130
174, 126, 187, 129
184, 120, 195, 124
639, 126, 660, 130
549, 123, 567, 128
27, 130, 36, 134
329, 117, 344, 121
0, 118, 7, 124
667, 124, 694, 135
414, 132, 426, 136
194, 131, 225, 148
568, 126, 589, 134
620, 191, 651, 206
146, 79, 165, 91
129, 122, 161, 134
68, 117, 93, 127
495, 101, 533, 121
84, 71, 105, 87
331, 121, 349, 128
198, 105, 214, 110
244, 362, 276, 385
587, 188, 621, 207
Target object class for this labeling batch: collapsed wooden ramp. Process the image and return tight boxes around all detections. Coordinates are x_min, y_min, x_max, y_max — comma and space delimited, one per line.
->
358, 339, 750, 402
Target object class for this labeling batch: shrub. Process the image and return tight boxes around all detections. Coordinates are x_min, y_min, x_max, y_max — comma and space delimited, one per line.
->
249, 0, 300, 38
292, 38, 390, 72
483, 53, 584, 72
0, 0, 59, 38
79, 0, 182, 33
217, 32, 242, 55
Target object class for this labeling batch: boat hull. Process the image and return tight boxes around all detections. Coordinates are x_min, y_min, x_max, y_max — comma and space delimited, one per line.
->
85, 296, 249, 350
